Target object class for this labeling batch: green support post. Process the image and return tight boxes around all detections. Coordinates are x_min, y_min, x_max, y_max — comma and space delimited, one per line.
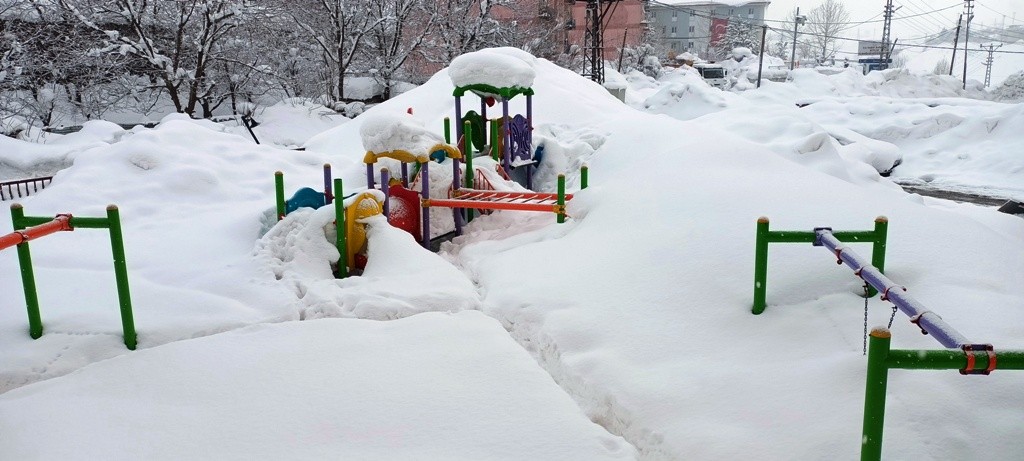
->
464, 120, 475, 222
869, 216, 888, 297
557, 174, 566, 224
862, 328, 892, 461
106, 205, 137, 350
490, 119, 500, 161
464, 120, 475, 187
753, 217, 770, 315
581, 165, 589, 189
333, 178, 347, 278
275, 171, 286, 221
11, 204, 43, 339
444, 117, 451, 144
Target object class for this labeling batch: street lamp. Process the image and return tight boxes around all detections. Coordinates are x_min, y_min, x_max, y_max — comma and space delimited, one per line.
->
790, 8, 807, 71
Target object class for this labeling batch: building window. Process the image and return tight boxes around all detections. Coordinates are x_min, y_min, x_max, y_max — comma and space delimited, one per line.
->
671, 42, 678, 50
729, 8, 734, 15
688, 25, 694, 33
749, 8, 754, 15
671, 26, 677, 33
662, 26, 666, 34
688, 41, 694, 49
672, 11, 677, 18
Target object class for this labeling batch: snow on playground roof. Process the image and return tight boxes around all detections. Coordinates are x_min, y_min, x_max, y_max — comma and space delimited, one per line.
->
359, 112, 454, 160
448, 47, 536, 94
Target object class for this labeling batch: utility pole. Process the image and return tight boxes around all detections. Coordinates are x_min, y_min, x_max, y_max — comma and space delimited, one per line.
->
583, 0, 604, 83
980, 43, 1002, 87
580, 0, 624, 84
949, 14, 962, 76
757, 24, 767, 88
790, 8, 806, 71
962, 0, 974, 89
879, 0, 898, 71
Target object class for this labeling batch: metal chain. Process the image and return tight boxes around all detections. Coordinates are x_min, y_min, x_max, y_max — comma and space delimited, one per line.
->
862, 282, 870, 356
887, 305, 898, 329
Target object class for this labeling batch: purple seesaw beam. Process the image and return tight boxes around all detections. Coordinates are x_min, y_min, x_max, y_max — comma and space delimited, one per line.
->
815, 229, 971, 349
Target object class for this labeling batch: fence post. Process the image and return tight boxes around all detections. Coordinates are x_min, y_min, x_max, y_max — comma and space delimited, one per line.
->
334, 178, 347, 278
106, 205, 137, 350
753, 217, 770, 314
11, 204, 43, 339
862, 327, 892, 461
274, 171, 286, 220
869, 216, 888, 297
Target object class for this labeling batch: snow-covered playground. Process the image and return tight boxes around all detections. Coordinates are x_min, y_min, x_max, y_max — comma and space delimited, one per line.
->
1, 48, 1023, 460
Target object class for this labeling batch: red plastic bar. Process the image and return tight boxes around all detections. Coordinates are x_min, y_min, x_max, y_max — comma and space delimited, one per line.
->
452, 188, 574, 201
428, 198, 558, 212
0, 215, 72, 251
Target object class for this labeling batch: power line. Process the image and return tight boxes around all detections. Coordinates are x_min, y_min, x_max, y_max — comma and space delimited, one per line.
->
978, 3, 1022, 23
647, 0, 1024, 57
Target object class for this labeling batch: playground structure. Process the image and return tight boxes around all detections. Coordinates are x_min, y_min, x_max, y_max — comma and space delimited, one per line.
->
274, 165, 384, 278
450, 82, 540, 189
751, 216, 1024, 461
1, 204, 137, 350
361, 125, 584, 249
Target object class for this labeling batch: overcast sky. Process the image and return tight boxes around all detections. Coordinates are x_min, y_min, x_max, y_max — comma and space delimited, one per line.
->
763, 0, 1022, 42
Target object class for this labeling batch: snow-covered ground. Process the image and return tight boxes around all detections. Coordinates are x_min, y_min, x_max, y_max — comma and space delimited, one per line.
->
1, 50, 1023, 460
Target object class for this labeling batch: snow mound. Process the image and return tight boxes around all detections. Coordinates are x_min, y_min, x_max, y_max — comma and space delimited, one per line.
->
448, 47, 536, 90
992, 71, 1024, 102
0, 312, 636, 460
641, 67, 741, 120
359, 112, 449, 155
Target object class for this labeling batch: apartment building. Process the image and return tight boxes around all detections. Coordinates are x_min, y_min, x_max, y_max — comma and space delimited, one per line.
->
648, 1, 770, 59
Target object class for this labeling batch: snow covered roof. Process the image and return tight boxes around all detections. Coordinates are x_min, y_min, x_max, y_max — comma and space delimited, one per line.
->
359, 112, 459, 162
448, 48, 537, 98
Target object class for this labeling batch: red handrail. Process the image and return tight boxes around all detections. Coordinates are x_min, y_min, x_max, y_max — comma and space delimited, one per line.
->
0, 214, 72, 251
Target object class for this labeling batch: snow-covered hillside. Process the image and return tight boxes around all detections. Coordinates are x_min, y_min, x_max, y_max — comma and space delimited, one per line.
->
1, 50, 1022, 460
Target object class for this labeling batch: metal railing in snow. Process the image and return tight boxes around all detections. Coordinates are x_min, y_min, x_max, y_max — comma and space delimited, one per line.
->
0, 176, 53, 201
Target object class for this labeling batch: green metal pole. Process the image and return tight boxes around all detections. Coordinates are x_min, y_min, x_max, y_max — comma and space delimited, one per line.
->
557, 174, 566, 224
490, 119, 499, 161
886, 349, 1024, 370
334, 178, 347, 278
275, 171, 286, 221
464, 120, 475, 187
753, 217, 770, 315
464, 120, 475, 222
11, 204, 43, 339
869, 216, 888, 297
106, 205, 137, 350
444, 117, 451, 144
581, 165, 589, 189
862, 327, 892, 461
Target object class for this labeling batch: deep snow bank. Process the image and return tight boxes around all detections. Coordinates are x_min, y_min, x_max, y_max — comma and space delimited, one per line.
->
0, 312, 635, 460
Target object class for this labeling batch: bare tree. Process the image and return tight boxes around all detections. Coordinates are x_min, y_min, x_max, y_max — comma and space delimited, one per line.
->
59, 0, 250, 117
805, 0, 849, 62
422, 0, 515, 65
287, 0, 382, 102
363, 0, 435, 99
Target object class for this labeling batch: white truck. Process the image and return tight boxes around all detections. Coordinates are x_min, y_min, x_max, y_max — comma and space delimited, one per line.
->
693, 63, 728, 89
